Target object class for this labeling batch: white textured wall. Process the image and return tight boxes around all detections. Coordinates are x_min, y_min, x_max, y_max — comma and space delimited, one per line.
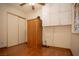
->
71, 33, 79, 56
0, 10, 5, 48
42, 26, 54, 46
43, 26, 79, 55
43, 26, 71, 48
26, 9, 42, 20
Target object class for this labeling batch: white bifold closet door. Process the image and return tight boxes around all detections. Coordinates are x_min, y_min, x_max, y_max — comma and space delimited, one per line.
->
8, 13, 18, 47
18, 17, 26, 44
8, 13, 26, 47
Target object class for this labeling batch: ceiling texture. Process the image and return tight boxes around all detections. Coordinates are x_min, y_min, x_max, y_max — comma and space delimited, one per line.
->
7, 3, 43, 13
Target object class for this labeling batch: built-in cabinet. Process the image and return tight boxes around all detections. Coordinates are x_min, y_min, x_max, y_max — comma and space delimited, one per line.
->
41, 3, 73, 26
8, 13, 26, 47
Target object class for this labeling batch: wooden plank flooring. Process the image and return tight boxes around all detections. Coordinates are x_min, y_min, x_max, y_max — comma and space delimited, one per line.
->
0, 43, 72, 56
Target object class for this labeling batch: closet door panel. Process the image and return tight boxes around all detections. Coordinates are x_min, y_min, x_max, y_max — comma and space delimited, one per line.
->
8, 14, 18, 47
18, 18, 26, 44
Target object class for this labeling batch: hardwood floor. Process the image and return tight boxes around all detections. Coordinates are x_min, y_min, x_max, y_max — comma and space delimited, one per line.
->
0, 43, 72, 56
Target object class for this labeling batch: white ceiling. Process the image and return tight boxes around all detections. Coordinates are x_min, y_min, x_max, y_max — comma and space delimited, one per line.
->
6, 3, 43, 13
0, 3, 74, 13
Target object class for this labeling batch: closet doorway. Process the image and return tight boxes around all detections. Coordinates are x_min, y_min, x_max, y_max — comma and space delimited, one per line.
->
7, 13, 26, 47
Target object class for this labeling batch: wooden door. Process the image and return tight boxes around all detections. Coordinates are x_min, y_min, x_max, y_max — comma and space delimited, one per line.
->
27, 18, 42, 48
